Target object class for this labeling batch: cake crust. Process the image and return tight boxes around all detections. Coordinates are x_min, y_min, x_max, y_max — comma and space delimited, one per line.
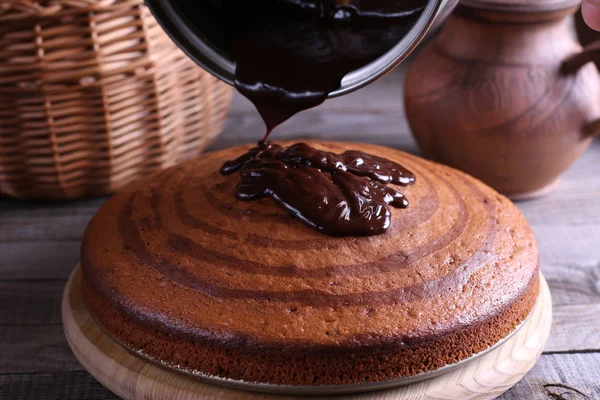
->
81, 141, 540, 386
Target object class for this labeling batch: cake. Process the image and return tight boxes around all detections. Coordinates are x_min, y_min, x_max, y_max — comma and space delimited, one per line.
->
81, 141, 539, 387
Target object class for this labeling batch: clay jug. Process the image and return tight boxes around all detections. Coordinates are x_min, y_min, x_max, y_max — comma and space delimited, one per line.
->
405, 1, 600, 199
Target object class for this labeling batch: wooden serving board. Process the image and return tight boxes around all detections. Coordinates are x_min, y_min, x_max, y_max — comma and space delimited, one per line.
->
62, 266, 552, 400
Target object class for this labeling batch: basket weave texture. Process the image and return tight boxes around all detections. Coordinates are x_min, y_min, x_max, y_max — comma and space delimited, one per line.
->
0, 0, 233, 199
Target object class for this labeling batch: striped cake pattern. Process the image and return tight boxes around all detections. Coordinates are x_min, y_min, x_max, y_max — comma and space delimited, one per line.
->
81, 141, 539, 385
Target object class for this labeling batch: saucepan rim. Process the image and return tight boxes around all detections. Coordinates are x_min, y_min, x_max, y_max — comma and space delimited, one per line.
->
144, 0, 445, 98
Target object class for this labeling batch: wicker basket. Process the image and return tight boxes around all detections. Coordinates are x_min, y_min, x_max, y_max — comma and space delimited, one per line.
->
0, 0, 233, 199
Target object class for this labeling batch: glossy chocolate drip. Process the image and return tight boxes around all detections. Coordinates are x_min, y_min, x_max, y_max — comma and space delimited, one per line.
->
231, 1, 426, 137
221, 142, 415, 236
174, 0, 426, 137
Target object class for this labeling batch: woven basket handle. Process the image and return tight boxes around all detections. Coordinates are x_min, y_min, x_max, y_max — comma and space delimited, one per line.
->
561, 40, 600, 138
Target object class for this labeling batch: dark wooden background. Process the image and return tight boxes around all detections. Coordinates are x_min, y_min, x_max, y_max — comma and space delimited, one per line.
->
1, 64, 599, 399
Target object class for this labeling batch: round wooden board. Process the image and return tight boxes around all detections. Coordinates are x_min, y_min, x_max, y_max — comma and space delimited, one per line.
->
63, 266, 552, 400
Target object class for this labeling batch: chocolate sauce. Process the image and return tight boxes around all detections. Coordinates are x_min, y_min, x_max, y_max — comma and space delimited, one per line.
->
175, 0, 427, 138
173, 1, 424, 235
220, 142, 415, 236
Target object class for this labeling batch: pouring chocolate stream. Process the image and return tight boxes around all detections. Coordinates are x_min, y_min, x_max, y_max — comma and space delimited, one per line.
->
226, 0, 427, 138
218, 0, 423, 235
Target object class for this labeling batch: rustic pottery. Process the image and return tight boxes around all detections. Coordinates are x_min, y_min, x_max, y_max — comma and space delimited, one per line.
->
404, 0, 600, 199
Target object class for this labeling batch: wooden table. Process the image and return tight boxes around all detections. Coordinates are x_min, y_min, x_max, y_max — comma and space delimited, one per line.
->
1, 66, 599, 400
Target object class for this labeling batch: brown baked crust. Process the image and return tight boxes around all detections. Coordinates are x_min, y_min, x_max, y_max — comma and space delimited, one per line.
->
83, 272, 538, 385
81, 141, 540, 386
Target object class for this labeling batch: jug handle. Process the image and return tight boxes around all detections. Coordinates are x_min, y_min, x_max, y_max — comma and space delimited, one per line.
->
561, 40, 600, 138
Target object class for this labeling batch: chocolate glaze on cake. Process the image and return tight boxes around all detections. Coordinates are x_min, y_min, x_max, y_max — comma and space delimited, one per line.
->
81, 141, 539, 386
220, 141, 415, 236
